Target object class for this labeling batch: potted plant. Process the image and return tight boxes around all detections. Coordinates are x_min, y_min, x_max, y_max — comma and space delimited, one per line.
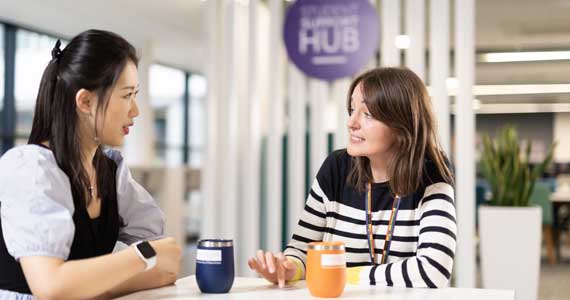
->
478, 125, 555, 300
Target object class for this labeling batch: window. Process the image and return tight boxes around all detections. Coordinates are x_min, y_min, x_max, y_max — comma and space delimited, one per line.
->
14, 29, 64, 145
149, 64, 186, 165
149, 66, 206, 241
186, 73, 206, 240
188, 74, 206, 168
0, 24, 4, 113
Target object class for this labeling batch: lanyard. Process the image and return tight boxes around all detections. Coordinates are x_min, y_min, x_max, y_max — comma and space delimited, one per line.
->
364, 182, 401, 265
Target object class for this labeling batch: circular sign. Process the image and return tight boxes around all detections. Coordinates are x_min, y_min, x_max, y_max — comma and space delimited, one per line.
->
284, 0, 380, 81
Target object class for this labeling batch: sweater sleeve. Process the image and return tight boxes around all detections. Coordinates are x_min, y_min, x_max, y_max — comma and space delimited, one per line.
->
348, 182, 456, 288
104, 150, 165, 245
283, 151, 340, 279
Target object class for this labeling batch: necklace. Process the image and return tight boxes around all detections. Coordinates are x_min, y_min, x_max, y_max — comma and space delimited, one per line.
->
86, 167, 97, 199
88, 186, 95, 198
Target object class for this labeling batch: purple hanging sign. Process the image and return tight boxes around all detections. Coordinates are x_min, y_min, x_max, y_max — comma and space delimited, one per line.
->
283, 0, 380, 81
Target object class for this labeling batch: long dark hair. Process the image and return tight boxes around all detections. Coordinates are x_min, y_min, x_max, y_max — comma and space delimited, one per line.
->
346, 67, 453, 196
28, 29, 138, 207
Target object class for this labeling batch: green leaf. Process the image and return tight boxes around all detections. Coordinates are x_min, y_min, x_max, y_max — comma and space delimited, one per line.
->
479, 125, 555, 207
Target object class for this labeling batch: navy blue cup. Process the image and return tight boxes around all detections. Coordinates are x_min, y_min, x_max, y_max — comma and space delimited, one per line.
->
195, 239, 235, 293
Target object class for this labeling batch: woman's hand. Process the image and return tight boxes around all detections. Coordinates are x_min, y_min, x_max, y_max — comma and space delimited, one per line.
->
19, 237, 182, 300
149, 237, 182, 282
247, 250, 298, 288
95, 237, 182, 299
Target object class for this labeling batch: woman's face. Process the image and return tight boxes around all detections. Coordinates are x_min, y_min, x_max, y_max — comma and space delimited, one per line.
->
97, 60, 139, 146
346, 83, 396, 159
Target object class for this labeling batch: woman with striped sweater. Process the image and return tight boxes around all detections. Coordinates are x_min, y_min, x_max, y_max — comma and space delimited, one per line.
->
247, 67, 456, 288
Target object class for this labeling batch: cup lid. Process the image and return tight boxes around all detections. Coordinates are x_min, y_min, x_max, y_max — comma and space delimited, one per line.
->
308, 241, 345, 251
198, 239, 233, 248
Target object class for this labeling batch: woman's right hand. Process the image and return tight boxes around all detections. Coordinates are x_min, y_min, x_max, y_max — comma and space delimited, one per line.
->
149, 237, 182, 281
102, 238, 182, 298
247, 250, 298, 288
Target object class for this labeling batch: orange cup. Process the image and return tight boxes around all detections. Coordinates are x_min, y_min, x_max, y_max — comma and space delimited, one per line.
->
306, 241, 346, 298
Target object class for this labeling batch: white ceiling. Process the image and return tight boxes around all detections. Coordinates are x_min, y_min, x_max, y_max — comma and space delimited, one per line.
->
476, 0, 570, 50
0, 0, 205, 72
1, 0, 569, 92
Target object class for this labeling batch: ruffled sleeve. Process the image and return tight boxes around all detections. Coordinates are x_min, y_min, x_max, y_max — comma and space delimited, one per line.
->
0, 146, 75, 260
105, 150, 165, 245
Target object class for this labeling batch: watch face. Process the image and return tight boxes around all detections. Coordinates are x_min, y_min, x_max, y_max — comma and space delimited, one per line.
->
137, 241, 156, 259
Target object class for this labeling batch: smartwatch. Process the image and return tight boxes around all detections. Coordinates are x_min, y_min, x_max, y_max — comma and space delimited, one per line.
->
132, 241, 157, 271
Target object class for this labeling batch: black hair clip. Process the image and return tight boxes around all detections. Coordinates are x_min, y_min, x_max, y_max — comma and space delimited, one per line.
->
51, 39, 62, 60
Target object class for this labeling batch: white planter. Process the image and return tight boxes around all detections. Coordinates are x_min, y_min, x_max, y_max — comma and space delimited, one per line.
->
479, 205, 542, 300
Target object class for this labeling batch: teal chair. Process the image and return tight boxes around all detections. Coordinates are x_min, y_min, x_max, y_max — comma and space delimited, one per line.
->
529, 181, 555, 265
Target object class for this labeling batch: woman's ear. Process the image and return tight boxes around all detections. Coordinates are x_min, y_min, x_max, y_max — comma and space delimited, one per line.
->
75, 89, 96, 115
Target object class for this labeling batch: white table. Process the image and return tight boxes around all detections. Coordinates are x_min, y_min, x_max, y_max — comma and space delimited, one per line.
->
115, 276, 514, 300
551, 191, 570, 203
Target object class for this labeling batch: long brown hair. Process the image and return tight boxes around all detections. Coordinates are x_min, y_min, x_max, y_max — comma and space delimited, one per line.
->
346, 67, 453, 196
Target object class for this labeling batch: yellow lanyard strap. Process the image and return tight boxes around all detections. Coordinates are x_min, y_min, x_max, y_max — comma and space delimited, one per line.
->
365, 182, 401, 265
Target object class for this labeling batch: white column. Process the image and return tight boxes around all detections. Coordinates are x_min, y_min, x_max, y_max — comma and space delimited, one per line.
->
166, 101, 183, 166
454, 0, 476, 288
365, 0, 378, 70
405, 0, 425, 81
124, 42, 156, 167
429, 0, 451, 154
333, 79, 351, 150
266, 0, 285, 252
381, 0, 401, 67
554, 112, 570, 163
287, 64, 307, 238
240, 0, 261, 276
202, 0, 222, 238
309, 79, 329, 180
222, 0, 241, 265
161, 167, 185, 246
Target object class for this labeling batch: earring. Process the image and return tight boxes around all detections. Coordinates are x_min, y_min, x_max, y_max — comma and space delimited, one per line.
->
89, 112, 100, 144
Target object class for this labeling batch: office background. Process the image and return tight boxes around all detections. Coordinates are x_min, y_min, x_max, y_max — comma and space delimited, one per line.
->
1, 1, 569, 299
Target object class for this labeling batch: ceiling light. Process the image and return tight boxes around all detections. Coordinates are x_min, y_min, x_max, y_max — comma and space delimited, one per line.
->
433, 82, 570, 96
446, 77, 458, 90
473, 99, 481, 110
395, 35, 410, 49
470, 84, 570, 96
479, 51, 570, 63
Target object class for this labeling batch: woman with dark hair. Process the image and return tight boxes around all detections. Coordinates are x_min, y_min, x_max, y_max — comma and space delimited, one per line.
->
248, 67, 456, 288
0, 29, 181, 300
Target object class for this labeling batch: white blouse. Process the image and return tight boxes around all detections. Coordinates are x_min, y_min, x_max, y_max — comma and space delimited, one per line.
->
0, 145, 165, 300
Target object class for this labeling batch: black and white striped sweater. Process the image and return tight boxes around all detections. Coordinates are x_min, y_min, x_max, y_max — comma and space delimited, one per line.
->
283, 149, 456, 288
